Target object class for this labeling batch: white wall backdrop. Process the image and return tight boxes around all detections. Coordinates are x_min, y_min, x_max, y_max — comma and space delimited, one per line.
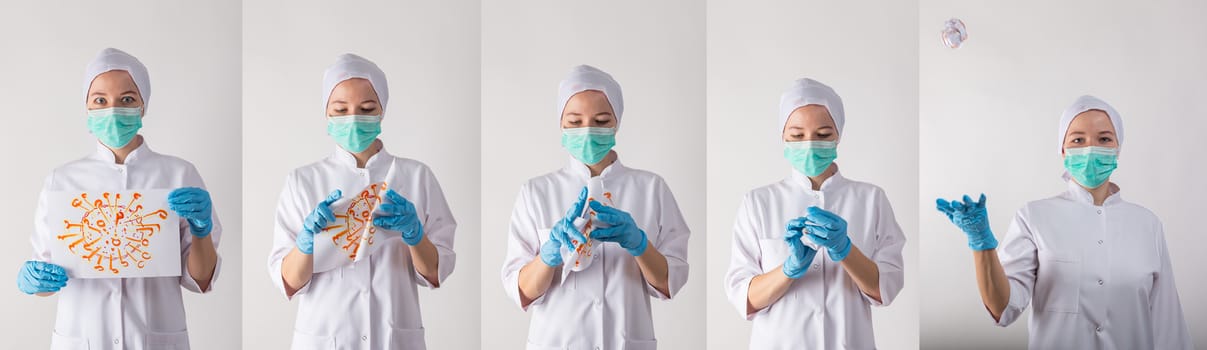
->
706, 0, 921, 349
0, 1, 243, 349
479, 0, 707, 348
240, 0, 481, 349
919, 0, 1207, 348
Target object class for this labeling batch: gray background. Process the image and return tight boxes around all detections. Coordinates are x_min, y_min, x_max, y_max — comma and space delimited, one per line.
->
919, 0, 1207, 348
705, 0, 921, 348
240, 0, 481, 349
0, 1, 243, 349
479, 0, 708, 348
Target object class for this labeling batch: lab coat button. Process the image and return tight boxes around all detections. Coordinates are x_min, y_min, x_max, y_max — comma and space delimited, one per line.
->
113, 338, 120, 344
1096, 326, 1103, 332
1098, 240, 1104, 244
1096, 209, 1102, 214
362, 335, 368, 341
1097, 279, 1104, 285
812, 264, 820, 270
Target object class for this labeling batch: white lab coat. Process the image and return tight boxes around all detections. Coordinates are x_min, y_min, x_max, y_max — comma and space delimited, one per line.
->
267, 145, 456, 350
29, 141, 222, 350
725, 169, 905, 350
501, 156, 690, 350
995, 176, 1192, 349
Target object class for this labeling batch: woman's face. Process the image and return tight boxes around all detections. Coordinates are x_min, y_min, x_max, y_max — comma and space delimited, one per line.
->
782, 105, 838, 142
1062, 109, 1118, 152
327, 78, 381, 117
560, 90, 616, 129
86, 70, 143, 111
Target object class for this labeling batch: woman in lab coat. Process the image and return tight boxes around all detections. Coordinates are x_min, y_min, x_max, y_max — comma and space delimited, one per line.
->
500, 65, 691, 350
723, 78, 907, 349
17, 48, 222, 349
935, 95, 1192, 349
267, 54, 456, 350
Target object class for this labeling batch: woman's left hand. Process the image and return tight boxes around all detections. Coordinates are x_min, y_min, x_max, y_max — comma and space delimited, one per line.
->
373, 189, 424, 246
587, 201, 649, 256
168, 187, 213, 238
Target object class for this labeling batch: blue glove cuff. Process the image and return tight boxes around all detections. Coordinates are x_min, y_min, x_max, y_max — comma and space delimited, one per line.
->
625, 230, 649, 256
188, 218, 213, 238
828, 237, 852, 262
782, 264, 805, 279
967, 230, 998, 251
540, 240, 563, 267
402, 221, 425, 246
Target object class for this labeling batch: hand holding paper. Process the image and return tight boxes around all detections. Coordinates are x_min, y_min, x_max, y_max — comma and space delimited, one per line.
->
372, 189, 424, 246
299, 189, 342, 255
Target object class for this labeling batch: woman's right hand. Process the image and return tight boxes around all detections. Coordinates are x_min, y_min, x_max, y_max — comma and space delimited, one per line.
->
17, 260, 68, 295
298, 189, 342, 254
936, 194, 998, 251
541, 187, 589, 267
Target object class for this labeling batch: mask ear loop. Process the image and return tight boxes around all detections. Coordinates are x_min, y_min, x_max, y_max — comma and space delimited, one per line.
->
941, 18, 968, 49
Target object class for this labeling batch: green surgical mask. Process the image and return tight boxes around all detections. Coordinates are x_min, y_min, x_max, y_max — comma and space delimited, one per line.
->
328, 115, 382, 153
1064, 146, 1118, 188
87, 107, 143, 148
562, 127, 616, 165
784, 140, 837, 177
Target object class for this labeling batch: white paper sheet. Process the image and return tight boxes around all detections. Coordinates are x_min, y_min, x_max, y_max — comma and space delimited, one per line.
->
46, 189, 182, 279
313, 182, 399, 273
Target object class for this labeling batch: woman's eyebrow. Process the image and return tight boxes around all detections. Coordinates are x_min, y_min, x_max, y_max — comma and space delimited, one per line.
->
593, 111, 614, 117
119, 90, 138, 96
360, 100, 380, 105
1098, 130, 1116, 135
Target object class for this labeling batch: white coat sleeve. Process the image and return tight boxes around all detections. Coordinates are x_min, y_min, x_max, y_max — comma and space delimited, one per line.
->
413, 165, 456, 288
646, 176, 689, 300
995, 208, 1038, 327
863, 188, 905, 306
1151, 222, 1193, 349
724, 193, 765, 320
179, 163, 221, 294
267, 173, 311, 299
501, 183, 554, 310
29, 174, 55, 263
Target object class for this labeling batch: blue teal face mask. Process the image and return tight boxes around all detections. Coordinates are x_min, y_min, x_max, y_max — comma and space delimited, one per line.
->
328, 115, 382, 153
561, 127, 616, 165
1064, 146, 1118, 188
784, 140, 837, 177
87, 107, 143, 148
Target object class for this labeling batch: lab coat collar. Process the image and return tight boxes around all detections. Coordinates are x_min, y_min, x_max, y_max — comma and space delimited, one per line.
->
331, 141, 392, 170
565, 152, 626, 181
91, 136, 152, 164
1061, 172, 1122, 206
790, 164, 847, 192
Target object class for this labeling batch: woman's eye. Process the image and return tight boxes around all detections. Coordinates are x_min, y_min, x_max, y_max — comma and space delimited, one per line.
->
334, 109, 347, 113
121, 96, 135, 104
360, 108, 377, 114
94, 97, 106, 104
1099, 137, 1113, 143
817, 133, 833, 138
791, 134, 805, 139
1071, 138, 1083, 143
568, 120, 581, 125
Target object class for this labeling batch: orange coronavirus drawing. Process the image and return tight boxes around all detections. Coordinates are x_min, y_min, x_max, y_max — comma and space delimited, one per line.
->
323, 182, 388, 261
56, 191, 170, 275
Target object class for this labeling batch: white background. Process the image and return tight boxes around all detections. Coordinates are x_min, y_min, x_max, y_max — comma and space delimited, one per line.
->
919, 0, 1207, 348
479, 0, 707, 348
706, 0, 921, 349
0, 1, 243, 349
240, 0, 481, 349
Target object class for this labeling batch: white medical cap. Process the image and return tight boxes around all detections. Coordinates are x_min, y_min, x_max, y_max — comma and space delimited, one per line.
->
322, 53, 389, 111
1057, 95, 1124, 153
557, 65, 623, 125
83, 48, 151, 111
779, 78, 844, 137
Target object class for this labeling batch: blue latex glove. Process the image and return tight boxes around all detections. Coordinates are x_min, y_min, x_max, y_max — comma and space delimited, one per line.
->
372, 189, 424, 246
935, 194, 997, 251
541, 187, 590, 267
803, 206, 852, 262
588, 201, 649, 256
17, 261, 68, 294
168, 187, 213, 238
298, 190, 342, 255
783, 217, 820, 279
